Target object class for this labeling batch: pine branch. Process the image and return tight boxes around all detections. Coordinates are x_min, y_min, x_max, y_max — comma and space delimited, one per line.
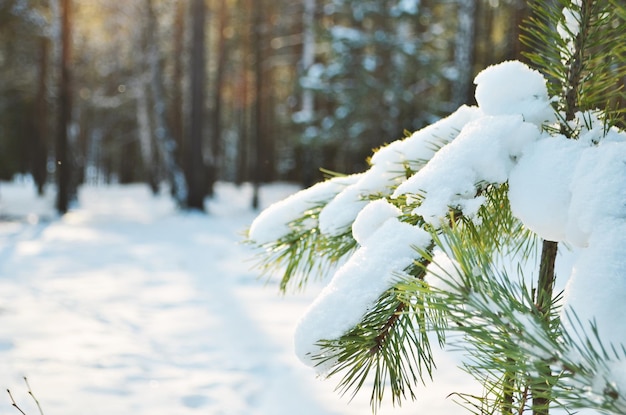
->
522, 0, 626, 132
419, 215, 626, 415
522, 3, 626, 414
249, 206, 357, 292
312, 247, 440, 412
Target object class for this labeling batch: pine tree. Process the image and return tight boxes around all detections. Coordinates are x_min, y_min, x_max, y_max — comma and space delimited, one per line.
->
296, 0, 452, 174
248, 1, 626, 414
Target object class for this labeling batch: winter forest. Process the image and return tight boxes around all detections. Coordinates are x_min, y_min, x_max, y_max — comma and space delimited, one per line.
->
2, 0, 532, 210
2, 0, 626, 415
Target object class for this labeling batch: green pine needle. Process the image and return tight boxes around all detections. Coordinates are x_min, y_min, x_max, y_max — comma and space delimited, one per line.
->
248, 206, 357, 292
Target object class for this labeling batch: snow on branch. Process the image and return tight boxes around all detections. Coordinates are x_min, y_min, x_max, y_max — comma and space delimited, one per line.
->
249, 59, 626, 410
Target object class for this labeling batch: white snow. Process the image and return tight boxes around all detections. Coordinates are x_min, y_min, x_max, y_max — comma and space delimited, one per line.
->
351, 198, 402, 246
566, 141, 626, 245
393, 114, 540, 225
0, 179, 480, 415
317, 105, 481, 236
294, 217, 431, 373
562, 221, 626, 351
474, 60, 555, 126
318, 173, 391, 236
248, 174, 359, 244
508, 134, 585, 242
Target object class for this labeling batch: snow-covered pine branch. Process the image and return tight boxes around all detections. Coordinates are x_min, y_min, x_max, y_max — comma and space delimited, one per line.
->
249, 56, 626, 411
249, 1, 626, 409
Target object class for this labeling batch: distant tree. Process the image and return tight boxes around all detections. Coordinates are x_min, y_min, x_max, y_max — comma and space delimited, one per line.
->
452, 0, 477, 106
145, 0, 188, 205
170, 0, 186, 177
298, 0, 454, 175
186, 0, 208, 211
56, 0, 73, 214
233, 0, 252, 186
251, 0, 265, 209
209, 0, 228, 196
32, 36, 49, 195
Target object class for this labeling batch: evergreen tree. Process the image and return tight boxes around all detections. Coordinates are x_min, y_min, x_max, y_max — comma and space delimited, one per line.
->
296, 0, 453, 174
248, 1, 626, 414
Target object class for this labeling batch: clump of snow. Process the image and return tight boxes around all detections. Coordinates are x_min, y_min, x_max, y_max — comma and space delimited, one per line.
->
393, 115, 540, 226
566, 142, 626, 246
509, 114, 626, 245
351, 199, 401, 246
318, 173, 392, 236
248, 174, 359, 244
294, 217, 431, 373
370, 105, 480, 170
474, 61, 555, 126
508, 134, 585, 242
318, 105, 481, 236
562, 220, 626, 352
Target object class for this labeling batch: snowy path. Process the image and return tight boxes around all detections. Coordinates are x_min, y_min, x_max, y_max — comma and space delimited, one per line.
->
0, 182, 470, 415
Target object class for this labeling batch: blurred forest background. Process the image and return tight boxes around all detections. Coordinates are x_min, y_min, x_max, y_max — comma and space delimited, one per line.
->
1, 0, 533, 212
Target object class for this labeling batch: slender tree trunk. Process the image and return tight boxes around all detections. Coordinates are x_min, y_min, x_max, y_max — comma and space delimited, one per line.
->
235, 77, 249, 186
34, 36, 49, 196
136, 79, 158, 193
510, 0, 530, 60
301, 0, 315, 122
171, 0, 185, 170
56, 0, 72, 214
452, 0, 477, 106
532, 239, 558, 415
145, 0, 188, 205
251, 0, 264, 209
187, 0, 208, 210
235, 0, 250, 186
210, 0, 228, 196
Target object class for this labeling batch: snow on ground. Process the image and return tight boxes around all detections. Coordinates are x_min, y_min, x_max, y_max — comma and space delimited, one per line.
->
0, 179, 474, 415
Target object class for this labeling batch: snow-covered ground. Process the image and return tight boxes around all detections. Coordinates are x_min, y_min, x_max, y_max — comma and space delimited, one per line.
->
0, 179, 473, 415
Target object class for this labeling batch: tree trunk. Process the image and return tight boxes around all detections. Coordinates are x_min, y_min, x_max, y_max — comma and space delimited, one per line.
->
210, 0, 228, 196
251, 0, 264, 209
56, 0, 72, 214
301, 0, 315, 122
171, 0, 185, 170
136, 78, 159, 193
452, 0, 477, 107
187, 0, 208, 211
34, 36, 49, 196
145, 0, 188, 205
235, 0, 250, 186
